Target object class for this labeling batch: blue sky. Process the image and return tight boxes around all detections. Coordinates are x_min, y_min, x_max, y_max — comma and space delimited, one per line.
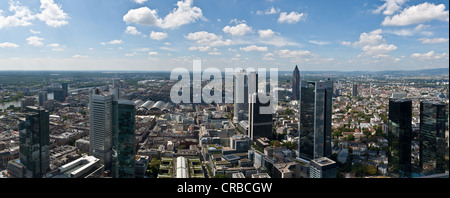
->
0, 0, 448, 71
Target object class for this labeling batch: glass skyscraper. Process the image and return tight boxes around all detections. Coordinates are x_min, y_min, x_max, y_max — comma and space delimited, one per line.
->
90, 88, 136, 177
352, 84, 358, 97
388, 99, 412, 178
233, 70, 248, 123
19, 106, 50, 178
298, 80, 333, 161
419, 101, 447, 175
62, 83, 69, 97
53, 89, 66, 102
292, 65, 300, 101
112, 100, 136, 178
248, 93, 273, 141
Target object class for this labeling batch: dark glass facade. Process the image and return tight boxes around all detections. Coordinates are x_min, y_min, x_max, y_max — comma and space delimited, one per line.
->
292, 66, 300, 100
112, 101, 136, 178
62, 83, 69, 97
53, 89, 66, 102
19, 107, 50, 178
419, 101, 447, 175
352, 84, 358, 97
388, 99, 412, 178
298, 80, 333, 161
248, 94, 273, 141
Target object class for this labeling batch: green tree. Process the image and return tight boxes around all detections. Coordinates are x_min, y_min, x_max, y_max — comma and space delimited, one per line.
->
333, 130, 343, 139
367, 165, 377, 175
213, 174, 229, 178
347, 134, 355, 141
147, 158, 161, 178
271, 140, 281, 147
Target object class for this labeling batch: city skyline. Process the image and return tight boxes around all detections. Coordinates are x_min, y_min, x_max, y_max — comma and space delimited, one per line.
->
0, 0, 449, 71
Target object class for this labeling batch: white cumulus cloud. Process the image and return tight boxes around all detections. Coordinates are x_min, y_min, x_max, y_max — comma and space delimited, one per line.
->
411, 51, 449, 60
36, 0, 69, 27
240, 45, 268, 52
123, 0, 205, 29
373, 0, 408, 15
189, 46, 211, 52
1, 0, 69, 29
150, 31, 168, 40
419, 37, 449, 44
278, 11, 304, 24
381, 2, 449, 26
123, 7, 160, 26
185, 31, 234, 47
100, 40, 124, 45
158, 0, 205, 29
125, 26, 141, 35
133, 0, 148, 4
342, 29, 398, 57
0, 42, 20, 48
258, 29, 275, 38
0, 1, 35, 29
223, 23, 252, 36
27, 36, 44, 46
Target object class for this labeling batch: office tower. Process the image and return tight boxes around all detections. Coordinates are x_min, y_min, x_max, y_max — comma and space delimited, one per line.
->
89, 89, 114, 169
112, 99, 136, 178
18, 107, 50, 178
298, 80, 333, 161
89, 88, 136, 176
419, 101, 447, 175
62, 83, 69, 97
53, 89, 66, 102
20, 97, 35, 110
388, 99, 412, 178
233, 70, 248, 123
352, 84, 358, 97
38, 91, 47, 106
248, 93, 273, 141
230, 135, 251, 153
309, 157, 337, 178
292, 65, 300, 100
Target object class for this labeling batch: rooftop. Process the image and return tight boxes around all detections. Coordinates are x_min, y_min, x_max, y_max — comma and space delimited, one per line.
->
311, 157, 336, 166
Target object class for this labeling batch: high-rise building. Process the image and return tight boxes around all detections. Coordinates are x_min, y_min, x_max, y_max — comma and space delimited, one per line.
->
309, 157, 337, 178
248, 93, 273, 141
292, 65, 300, 100
18, 106, 50, 178
298, 80, 333, 161
89, 90, 114, 169
419, 101, 447, 175
38, 91, 47, 106
89, 88, 136, 177
233, 70, 248, 123
53, 89, 66, 102
62, 83, 69, 97
352, 84, 358, 97
20, 97, 35, 110
388, 99, 412, 178
112, 99, 136, 178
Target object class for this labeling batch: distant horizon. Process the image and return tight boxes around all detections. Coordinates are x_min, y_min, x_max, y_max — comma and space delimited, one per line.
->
0, 67, 450, 75
0, 67, 448, 73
